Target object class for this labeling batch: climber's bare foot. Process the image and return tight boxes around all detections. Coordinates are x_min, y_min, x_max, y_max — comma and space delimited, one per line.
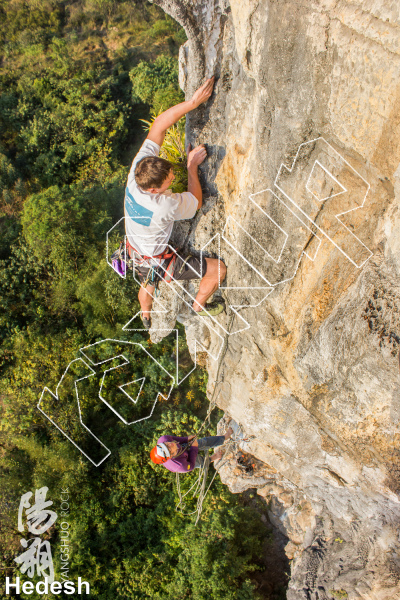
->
224, 427, 233, 440
211, 449, 224, 463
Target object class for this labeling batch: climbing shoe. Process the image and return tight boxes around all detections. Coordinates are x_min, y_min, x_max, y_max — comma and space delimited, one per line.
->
141, 315, 151, 330
196, 299, 225, 317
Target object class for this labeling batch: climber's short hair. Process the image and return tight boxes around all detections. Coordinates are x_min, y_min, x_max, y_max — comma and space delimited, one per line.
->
134, 156, 173, 190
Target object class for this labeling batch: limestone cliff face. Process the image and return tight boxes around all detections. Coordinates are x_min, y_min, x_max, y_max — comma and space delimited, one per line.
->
152, 1, 400, 597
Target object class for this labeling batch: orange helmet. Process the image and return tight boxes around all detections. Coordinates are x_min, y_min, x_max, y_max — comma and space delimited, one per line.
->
150, 443, 170, 464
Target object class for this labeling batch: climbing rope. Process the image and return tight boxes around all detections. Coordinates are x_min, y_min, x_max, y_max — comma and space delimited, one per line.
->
174, 307, 253, 524
174, 308, 236, 462
175, 454, 210, 524
175, 426, 245, 525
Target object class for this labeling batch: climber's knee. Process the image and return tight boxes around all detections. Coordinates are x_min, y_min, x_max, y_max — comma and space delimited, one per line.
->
204, 258, 226, 283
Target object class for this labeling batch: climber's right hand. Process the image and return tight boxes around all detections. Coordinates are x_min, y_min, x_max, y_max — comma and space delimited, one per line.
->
187, 143, 207, 168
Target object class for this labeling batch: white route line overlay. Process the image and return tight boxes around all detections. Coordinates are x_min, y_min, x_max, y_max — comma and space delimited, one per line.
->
108, 220, 272, 337
121, 322, 206, 385
38, 341, 174, 466
38, 358, 110, 467
274, 137, 372, 268
39, 136, 373, 465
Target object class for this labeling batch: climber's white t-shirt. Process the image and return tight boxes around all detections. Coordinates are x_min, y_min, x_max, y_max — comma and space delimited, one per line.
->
124, 139, 198, 266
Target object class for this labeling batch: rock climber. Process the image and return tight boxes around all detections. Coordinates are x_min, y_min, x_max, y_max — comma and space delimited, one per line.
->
124, 75, 226, 329
150, 427, 234, 473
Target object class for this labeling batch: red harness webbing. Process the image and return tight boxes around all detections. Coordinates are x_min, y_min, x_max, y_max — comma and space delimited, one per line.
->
126, 238, 175, 262
126, 239, 177, 283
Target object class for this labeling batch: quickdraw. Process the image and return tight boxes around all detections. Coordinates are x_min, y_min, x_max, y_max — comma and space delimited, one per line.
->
142, 265, 164, 297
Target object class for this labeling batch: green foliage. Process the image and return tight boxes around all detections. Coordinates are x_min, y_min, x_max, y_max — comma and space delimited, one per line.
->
152, 82, 185, 115
141, 112, 187, 193
329, 591, 348, 599
75, 257, 139, 337
0, 3, 271, 599
22, 183, 113, 275
17, 178, 136, 322
0, 0, 62, 49
0, 243, 51, 339
14, 68, 129, 187
0, 151, 17, 192
0, 151, 26, 216
130, 54, 184, 111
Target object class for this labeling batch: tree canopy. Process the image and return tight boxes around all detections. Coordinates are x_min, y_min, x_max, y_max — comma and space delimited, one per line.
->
0, 2, 279, 599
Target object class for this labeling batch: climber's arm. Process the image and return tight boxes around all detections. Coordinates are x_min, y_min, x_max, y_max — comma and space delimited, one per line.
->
187, 143, 206, 209
147, 77, 215, 147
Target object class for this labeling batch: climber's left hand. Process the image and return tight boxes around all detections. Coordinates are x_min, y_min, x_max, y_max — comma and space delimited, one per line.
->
191, 76, 215, 108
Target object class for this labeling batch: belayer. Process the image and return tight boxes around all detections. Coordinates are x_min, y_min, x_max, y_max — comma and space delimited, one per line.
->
123, 75, 226, 329
150, 427, 233, 472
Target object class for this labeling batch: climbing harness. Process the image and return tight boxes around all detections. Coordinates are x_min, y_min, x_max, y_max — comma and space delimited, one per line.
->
126, 238, 176, 269
111, 237, 178, 294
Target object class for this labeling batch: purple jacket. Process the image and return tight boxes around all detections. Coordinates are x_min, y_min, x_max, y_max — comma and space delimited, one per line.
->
157, 435, 198, 473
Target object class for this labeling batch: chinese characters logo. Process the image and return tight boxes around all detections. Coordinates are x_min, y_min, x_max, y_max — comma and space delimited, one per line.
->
15, 487, 57, 584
